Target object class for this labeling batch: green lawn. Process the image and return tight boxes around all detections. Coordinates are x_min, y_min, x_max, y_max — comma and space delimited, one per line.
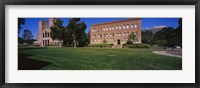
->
18, 47, 182, 70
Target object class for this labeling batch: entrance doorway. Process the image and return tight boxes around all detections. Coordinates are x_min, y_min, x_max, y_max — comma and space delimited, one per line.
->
117, 39, 120, 45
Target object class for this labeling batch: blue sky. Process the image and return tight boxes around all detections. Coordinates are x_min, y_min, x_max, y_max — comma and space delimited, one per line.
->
20, 18, 180, 39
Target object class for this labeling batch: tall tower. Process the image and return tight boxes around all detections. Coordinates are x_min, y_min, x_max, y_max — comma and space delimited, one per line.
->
38, 20, 48, 46
49, 18, 57, 28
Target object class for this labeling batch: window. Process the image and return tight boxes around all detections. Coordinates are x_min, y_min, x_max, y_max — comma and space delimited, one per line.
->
135, 23, 138, 28
119, 25, 121, 29
127, 24, 129, 29
43, 33, 44, 38
127, 32, 129, 36
123, 24, 126, 29
112, 26, 114, 30
48, 32, 49, 37
119, 32, 121, 36
116, 33, 118, 36
131, 24, 134, 28
124, 32, 126, 36
110, 33, 112, 36
103, 27, 105, 31
112, 33, 114, 36
110, 26, 112, 30
116, 25, 118, 29
45, 31, 47, 37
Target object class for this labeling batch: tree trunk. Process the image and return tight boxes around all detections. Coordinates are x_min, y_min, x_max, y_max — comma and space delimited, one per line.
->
59, 40, 62, 47
73, 34, 76, 48
52, 40, 54, 47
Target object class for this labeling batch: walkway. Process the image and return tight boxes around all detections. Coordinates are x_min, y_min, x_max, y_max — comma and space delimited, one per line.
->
152, 50, 182, 58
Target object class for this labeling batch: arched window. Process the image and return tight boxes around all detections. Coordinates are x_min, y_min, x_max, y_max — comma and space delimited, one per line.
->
123, 24, 126, 29
116, 25, 118, 29
127, 24, 129, 29
48, 32, 49, 37
124, 32, 126, 36
127, 32, 129, 36
119, 32, 121, 36
110, 26, 112, 30
116, 33, 118, 36
45, 31, 47, 37
131, 23, 134, 28
119, 25, 122, 29
112, 26, 115, 30
135, 23, 138, 28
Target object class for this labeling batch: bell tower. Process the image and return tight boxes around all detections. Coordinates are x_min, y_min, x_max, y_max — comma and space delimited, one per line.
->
49, 18, 57, 28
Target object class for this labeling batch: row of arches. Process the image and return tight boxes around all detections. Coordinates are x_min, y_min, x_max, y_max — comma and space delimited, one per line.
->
43, 31, 50, 38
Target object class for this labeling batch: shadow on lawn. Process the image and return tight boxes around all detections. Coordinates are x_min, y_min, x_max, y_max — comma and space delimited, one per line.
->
18, 54, 51, 70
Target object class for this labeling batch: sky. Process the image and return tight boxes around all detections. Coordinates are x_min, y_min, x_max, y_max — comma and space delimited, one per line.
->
20, 18, 180, 39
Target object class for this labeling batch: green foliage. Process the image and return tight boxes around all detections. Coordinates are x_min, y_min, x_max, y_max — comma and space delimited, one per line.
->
142, 31, 153, 44
127, 32, 137, 44
153, 27, 177, 49
103, 39, 107, 44
67, 18, 87, 47
125, 44, 150, 48
18, 18, 25, 34
22, 29, 34, 45
50, 18, 88, 47
88, 44, 111, 48
18, 37, 24, 44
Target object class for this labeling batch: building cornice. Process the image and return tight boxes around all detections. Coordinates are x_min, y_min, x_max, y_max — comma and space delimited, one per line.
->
91, 18, 141, 27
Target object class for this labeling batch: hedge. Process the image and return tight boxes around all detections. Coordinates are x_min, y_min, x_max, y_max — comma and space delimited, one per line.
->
88, 44, 112, 48
125, 44, 150, 48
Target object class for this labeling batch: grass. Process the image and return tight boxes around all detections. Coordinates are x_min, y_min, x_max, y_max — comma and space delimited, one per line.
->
18, 47, 182, 70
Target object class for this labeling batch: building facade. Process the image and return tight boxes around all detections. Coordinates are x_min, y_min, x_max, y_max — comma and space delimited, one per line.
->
35, 18, 60, 46
90, 18, 142, 48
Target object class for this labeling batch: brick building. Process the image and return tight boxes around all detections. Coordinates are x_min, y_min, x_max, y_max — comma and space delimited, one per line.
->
35, 18, 61, 46
90, 18, 142, 48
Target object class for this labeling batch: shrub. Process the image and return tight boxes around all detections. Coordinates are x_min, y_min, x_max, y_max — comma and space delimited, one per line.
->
125, 44, 150, 48
88, 44, 112, 48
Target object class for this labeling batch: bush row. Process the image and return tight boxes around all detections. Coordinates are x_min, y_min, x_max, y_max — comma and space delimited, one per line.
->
125, 44, 150, 48
88, 44, 112, 48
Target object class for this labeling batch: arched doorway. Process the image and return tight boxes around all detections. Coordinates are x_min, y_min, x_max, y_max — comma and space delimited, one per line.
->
117, 39, 120, 45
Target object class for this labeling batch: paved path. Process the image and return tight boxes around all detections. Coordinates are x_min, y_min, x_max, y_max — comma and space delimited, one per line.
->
152, 51, 182, 58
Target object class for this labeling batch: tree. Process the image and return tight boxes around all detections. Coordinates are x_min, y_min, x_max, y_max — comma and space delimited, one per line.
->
50, 26, 57, 45
128, 32, 137, 45
174, 18, 182, 47
67, 18, 87, 48
18, 18, 25, 34
142, 31, 153, 44
153, 27, 176, 50
103, 39, 107, 44
86, 31, 90, 45
22, 29, 33, 45
50, 19, 64, 47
